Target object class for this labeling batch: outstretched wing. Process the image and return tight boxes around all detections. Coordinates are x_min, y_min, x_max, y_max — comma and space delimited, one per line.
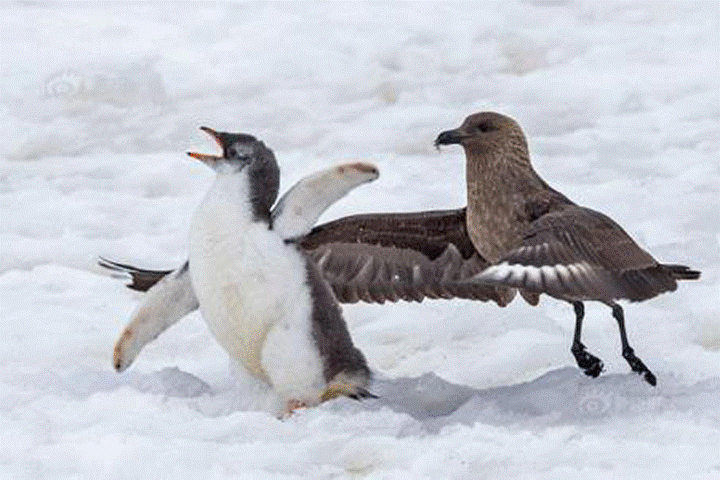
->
299, 208, 516, 306
99, 257, 173, 292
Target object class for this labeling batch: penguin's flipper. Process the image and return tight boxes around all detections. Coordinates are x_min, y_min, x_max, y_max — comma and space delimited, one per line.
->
113, 262, 198, 372
271, 162, 379, 240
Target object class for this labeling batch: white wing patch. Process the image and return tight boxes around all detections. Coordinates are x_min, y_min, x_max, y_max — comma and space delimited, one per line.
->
473, 261, 597, 293
540, 265, 559, 285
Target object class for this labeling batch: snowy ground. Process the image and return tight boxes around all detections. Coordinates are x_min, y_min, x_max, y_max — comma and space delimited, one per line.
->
1, 1, 719, 478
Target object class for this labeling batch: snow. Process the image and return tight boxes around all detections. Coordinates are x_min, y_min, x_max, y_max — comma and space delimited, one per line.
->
1, 1, 719, 478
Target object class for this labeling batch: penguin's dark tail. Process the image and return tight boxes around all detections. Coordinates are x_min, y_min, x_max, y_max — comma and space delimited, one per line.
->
348, 387, 379, 401
321, 384, 379, 402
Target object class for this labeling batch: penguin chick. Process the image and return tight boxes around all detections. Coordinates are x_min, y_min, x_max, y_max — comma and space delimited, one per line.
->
187, 127, 374, 414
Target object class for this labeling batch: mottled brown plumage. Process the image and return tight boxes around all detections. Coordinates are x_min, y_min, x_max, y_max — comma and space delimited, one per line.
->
435, 111, 701, 385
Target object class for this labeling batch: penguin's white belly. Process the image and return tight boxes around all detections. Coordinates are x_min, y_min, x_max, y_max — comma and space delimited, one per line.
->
189, 213, 318, 383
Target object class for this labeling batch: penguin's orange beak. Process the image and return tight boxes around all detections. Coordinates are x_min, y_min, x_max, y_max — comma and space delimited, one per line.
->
187, 126, 223, 164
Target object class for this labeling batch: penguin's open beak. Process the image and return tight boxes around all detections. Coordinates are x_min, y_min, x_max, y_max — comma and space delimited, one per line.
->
187, 126, 224, 164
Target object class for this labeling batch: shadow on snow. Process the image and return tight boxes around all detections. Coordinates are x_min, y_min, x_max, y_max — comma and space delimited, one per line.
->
47, 365, 720, 433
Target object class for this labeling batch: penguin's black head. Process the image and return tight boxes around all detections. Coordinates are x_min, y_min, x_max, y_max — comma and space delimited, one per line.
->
188, 126, 280, 221
188, 127, 268, 172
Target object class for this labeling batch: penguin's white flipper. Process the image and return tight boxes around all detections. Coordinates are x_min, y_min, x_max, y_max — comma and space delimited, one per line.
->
112, 262, 198, 372
271, 162, 379, 240
106, 161, 378, 372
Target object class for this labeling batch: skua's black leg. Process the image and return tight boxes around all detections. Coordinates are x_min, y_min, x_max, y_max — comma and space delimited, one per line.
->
570, 301, 604, 378
611, 303, 656, 386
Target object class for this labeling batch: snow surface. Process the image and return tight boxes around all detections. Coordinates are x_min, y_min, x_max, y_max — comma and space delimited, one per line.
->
1, 1, 719, 478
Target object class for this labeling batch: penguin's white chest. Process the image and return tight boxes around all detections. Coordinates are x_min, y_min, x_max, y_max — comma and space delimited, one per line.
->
188, 177, 320, 387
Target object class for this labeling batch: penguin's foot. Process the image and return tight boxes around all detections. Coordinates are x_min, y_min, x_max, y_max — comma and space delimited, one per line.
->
321, 383, 378, 402
279, 398, 308, 419
321, 383, 352, 402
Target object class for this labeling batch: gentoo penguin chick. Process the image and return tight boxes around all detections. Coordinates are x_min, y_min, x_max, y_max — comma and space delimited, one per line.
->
106, 159, 379, 374
435, 111, 701, 385
189, 127, 374, 413
116, 127, 376, 415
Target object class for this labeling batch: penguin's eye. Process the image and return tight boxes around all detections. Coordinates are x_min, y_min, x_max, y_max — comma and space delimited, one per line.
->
229, 143, 253, 159
477, 122, 492, 133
